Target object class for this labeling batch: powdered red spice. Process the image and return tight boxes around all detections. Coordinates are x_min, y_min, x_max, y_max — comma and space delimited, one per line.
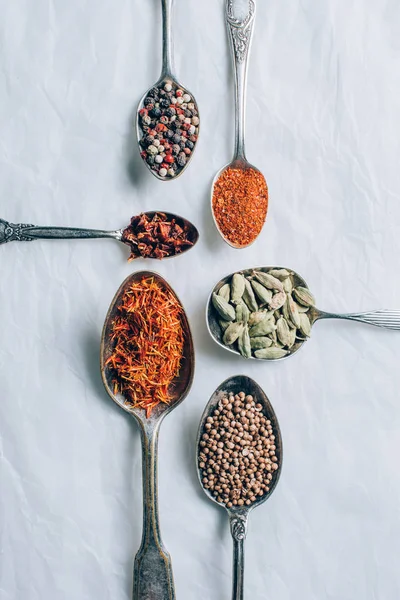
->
212, 167, 268, 247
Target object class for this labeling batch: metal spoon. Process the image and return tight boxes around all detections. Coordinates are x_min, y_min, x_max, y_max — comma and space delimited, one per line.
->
207, 266, 400, 361
101, 271, 194, 600
211, 0, 268, 248
136, 0, 200, 181
196, 375, 283, 600
0, 212, 199, 259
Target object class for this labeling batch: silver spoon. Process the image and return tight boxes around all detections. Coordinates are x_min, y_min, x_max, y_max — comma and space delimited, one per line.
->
0, 212, 199, 259
211, 0, 268, 249
136, 0, 200, 181
196, 375, 283, 600
207, 266, 400, 361
101, 271, 194, 600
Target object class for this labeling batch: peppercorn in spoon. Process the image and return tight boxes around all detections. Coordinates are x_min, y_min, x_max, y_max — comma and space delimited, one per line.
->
197, 375, 283, 600
101, 271, 194, 600
207, 266, 400, 362
211, 0, 268, 249
136, 0, 200, 181
0, 212, 199, 260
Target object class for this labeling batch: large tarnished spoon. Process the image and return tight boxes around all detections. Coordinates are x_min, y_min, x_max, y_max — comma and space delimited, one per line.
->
207, 266, 400, 361
101, 271, 194, 600
197, 375, 283, 600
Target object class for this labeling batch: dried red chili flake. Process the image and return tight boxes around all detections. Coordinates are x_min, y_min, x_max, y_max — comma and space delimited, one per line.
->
121, 212, 194, 260
212, 167, 268, 247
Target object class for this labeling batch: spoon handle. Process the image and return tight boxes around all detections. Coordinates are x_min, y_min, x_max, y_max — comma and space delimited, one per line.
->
226, 0, 256, 161
229, 512, 249, 600
160, 0, 175, 79
133, 420, 175, 600
317, 310, 400, 330
0, 218, 122, 244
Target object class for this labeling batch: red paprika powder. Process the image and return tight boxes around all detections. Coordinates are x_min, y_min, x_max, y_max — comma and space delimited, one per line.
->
212, 167, 268, 247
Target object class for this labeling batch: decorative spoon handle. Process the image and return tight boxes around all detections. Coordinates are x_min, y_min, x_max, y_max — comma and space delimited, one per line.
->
0, 218, 121, 244
133, 420, 175, 600
229, 512, 249, 600
318, 310, 400, 330
226, 0, 256, 160
161, 0, 175, 79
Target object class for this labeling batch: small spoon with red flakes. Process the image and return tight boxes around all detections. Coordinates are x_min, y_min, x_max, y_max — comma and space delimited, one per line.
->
0, 212, 199, 260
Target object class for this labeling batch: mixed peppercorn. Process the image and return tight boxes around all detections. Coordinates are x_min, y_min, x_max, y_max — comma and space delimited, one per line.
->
138, 80, 200, 178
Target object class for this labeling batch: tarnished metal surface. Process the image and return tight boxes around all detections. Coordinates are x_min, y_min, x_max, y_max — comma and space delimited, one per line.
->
101, 271, 195, 600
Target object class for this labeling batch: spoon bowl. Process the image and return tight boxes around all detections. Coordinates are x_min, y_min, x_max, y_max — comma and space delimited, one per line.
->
196, 375, 282, 599
207, 265, 400, 362
136, 77, 200, 182
211, 159, 268, 250
100, 271, 194, 600
101, 270, 194, 420
196, 375, 283, 511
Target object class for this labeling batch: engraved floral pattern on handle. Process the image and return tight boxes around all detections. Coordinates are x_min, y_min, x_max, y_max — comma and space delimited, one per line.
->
0, 219, 35, 243
230, 514, 248, 541
226, 0, 256, 63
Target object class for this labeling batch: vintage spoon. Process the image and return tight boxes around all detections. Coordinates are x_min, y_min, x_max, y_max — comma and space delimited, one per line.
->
101, 271, 194, 600
0, 212, 199, 259
136, 0, 200, 181
196, 375, 283, 600
211, 0, 268, 248
207, 266, 400, 361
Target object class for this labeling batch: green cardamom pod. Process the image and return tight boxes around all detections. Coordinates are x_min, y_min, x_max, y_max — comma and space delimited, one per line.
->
276, 317, 291, 347
285, 294, 301, 329
268, 269, 291, 280
212, 293, 236, 321
238, 325, 252, 358
218, 283, 231, 303
231, 273, 246, 305
249, 316, 276, 337
287, 326, 296, 348
269, 291, 286, 310
283, 277, 293, 293
243, 279, 258, 312
254, 347, 288, 360
223, 322, 244, 346
269, 328, 278, 344
248, 310, 273, 327
250, 280, 273, 305
293, 286, 315, 307
296, 303, 310, 313
250, 337, 273, 350
235, 302, 250, 323
299, 312, 311, 337
253, 271, 284, 292
219, 319, 231, 332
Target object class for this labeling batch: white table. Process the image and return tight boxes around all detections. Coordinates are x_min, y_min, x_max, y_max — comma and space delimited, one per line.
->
1, 1, 400, 598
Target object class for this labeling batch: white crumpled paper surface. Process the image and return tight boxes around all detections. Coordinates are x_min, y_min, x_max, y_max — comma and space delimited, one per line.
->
1, 1, 400, 598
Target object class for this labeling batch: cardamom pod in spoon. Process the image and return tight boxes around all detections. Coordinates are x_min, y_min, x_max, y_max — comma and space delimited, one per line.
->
207, 266, 400, 361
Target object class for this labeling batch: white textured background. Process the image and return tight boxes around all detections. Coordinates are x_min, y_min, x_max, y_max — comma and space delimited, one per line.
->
1, 1, 400, 599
